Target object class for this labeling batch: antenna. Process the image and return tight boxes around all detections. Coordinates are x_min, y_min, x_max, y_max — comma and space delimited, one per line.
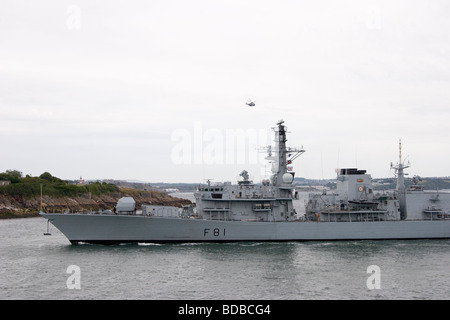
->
390, 139, 410, 178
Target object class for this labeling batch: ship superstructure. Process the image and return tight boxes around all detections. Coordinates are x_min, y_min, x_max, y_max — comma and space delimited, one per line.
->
306, 140, 450, 222
305, 168, 400, 222
194, 120, 304, 222
391, 140, 450, 221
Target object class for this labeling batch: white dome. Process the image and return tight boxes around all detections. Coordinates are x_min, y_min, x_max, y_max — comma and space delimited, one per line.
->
282, 173, 294, 184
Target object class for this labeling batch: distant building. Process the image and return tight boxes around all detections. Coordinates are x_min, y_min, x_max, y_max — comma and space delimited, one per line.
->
0, 180, 11, 186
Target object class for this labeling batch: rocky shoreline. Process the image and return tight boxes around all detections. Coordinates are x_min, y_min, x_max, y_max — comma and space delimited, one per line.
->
0, 188, 192, 218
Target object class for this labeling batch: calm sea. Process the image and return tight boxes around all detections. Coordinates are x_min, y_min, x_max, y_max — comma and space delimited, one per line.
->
1, 193, 449, 300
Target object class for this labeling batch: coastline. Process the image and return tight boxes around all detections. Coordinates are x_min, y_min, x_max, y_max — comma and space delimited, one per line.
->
0, 189, 192, 219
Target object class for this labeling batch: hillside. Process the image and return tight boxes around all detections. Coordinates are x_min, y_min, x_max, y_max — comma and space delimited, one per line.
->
0, 170, 191, 218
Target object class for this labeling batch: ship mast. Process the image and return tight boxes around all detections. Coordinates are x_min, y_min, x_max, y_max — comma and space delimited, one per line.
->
266, 120, 305, 186
391, 139, 410, 220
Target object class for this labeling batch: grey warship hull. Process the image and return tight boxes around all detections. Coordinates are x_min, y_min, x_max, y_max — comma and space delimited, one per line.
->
41, 212, 450, 244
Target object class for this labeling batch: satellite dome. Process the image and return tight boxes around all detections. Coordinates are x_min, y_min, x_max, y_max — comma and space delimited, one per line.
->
282, 173, 294, 184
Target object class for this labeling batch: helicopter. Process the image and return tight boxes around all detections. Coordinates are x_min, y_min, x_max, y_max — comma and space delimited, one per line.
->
245, 99, 256, 107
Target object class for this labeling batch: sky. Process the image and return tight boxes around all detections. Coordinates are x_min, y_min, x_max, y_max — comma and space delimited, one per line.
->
1, 0, 450, 183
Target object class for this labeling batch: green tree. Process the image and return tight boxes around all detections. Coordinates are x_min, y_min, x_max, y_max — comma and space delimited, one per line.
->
0, 170, 23, 183
6, 170, 22, 178
39, 172, 63, 183
39, 172, 54, 181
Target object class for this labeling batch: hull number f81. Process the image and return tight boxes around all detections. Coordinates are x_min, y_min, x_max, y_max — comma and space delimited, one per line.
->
203, 228, 226, 237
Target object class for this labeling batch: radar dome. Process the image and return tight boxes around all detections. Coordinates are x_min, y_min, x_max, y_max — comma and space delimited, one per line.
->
282, 173, 294, 184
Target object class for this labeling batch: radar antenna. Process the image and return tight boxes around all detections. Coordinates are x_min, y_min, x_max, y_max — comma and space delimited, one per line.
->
390, 139, 410, 176
239, 170, 249, 181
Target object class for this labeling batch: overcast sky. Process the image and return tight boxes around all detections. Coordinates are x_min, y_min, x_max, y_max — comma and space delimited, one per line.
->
1, 0, 449, 183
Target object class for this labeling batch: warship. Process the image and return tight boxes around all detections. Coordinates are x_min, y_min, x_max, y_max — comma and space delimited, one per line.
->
41, 120, 450, 244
